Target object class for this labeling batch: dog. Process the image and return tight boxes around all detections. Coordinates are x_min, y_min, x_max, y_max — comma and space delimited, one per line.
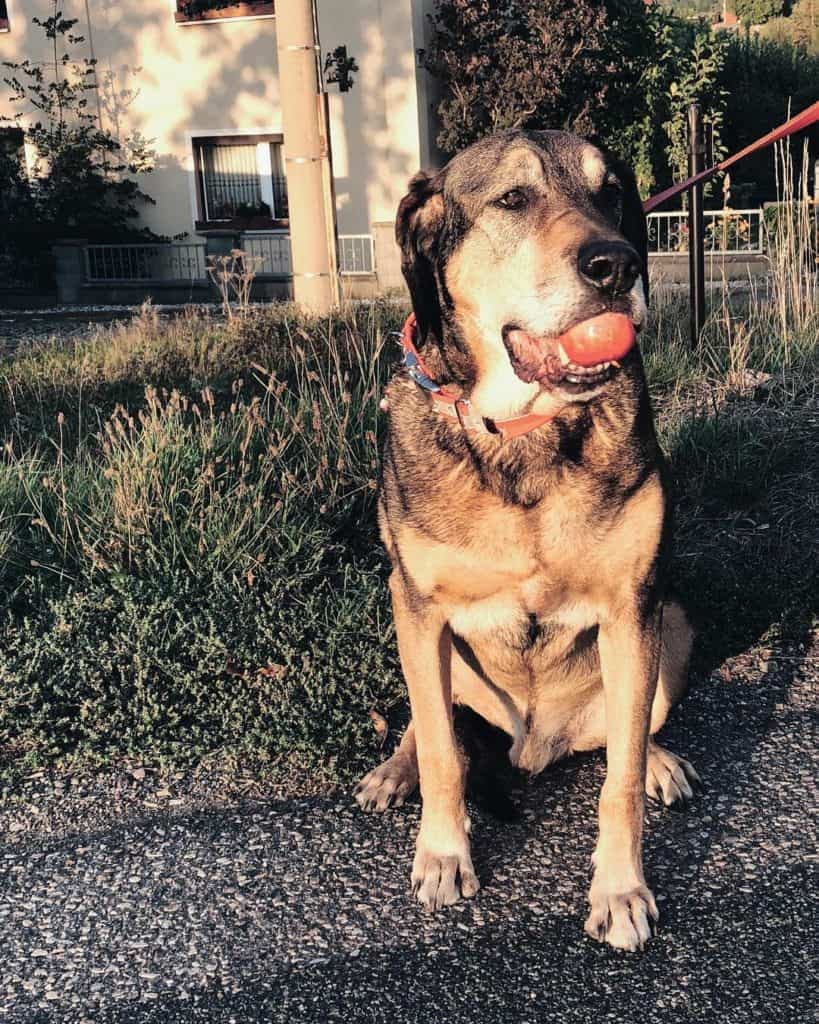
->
354, 129, 700, 951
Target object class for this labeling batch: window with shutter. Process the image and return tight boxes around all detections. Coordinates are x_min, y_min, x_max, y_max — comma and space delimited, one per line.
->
192, 135, 288, 227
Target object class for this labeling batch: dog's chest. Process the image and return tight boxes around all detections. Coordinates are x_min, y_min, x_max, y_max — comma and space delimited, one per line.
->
447, 576, 599, 645
402, 499, 605, 642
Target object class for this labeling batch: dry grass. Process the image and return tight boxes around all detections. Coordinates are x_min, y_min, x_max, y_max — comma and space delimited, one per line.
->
0, 157, 816, 787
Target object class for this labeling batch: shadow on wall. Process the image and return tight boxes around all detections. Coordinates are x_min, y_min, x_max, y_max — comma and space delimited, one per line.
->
88, 0, 281, 238
1, 1, 437, 276
319, 1, 431, 235
96, 0, 423, 240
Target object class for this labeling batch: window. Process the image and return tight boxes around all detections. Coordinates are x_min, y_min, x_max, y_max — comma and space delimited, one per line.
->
0, 1, 9, 32
175, 1, 274, 24
193, 135, 288, 226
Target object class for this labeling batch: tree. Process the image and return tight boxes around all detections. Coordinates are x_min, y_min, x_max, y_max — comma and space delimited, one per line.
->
735, 0, 790, 24
662, 20, 728, 188
422, 0, 613, 153
423, 0, 728, 197
718, 33, 819, 203
0, 3, 157, 281
761, 0, 819, 53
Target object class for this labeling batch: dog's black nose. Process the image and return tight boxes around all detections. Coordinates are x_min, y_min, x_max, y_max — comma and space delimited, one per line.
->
577, 241, 641, 296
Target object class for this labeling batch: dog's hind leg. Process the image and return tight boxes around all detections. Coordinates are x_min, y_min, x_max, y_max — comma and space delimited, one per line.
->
568, 601, 700, 808
645, 740, 701, 807
354, 640, 525, 813
648, 600, 693, 734
644, 602, 702, 806
354, 721, 419, 812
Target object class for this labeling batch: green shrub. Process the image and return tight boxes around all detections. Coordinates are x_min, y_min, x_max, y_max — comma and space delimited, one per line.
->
1, 563, 400, 780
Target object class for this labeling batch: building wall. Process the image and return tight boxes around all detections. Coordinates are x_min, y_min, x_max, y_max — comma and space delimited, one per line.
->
319, 0, 433, 232
0, 0, 437, 245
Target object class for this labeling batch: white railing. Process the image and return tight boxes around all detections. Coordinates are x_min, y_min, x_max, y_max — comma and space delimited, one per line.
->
647, 209, 764, 256
240, 231, 292, 277
240, 232, 375, 277
338, 234, 375, 275
83, 233, 376, 285
85, 243, 208, 282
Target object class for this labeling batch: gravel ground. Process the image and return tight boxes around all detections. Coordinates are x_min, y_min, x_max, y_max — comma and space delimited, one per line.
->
0, 308, 197, 355
0, 640, 816, 1024
0, 314, 122, 355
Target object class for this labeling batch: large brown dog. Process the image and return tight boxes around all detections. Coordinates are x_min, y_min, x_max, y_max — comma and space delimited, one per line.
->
354, 130, 700, 951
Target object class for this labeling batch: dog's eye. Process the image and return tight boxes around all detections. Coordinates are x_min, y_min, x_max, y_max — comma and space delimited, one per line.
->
495, 189, 528, 211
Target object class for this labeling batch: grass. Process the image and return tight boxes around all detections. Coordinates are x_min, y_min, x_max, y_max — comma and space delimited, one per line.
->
0, 302, 406, 791
0, 219, 817, 794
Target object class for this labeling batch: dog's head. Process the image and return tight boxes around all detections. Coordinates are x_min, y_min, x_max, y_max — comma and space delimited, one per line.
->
396, 130, 648, 420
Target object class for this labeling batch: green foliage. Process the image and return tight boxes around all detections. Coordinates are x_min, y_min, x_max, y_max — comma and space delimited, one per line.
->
423, 0, 729, 197
719, 35, 819, 204
735, 0, 790, 24
762, 0, 819, 53
0, 301, 406, 784
662, 21, 728, 192
422, 0, 613, 152
1, 563, 399, 778
0, 2, 158, 283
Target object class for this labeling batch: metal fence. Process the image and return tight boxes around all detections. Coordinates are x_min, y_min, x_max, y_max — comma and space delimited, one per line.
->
338, 234, 375, 274
239, 232, 292, 277
82, 234, 375, 285
238, 233, 375, 277
85, 243, 208, 282
647, 209, 764, 256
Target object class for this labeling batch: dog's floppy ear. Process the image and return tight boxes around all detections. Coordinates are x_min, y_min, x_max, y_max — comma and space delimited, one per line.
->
610, 157, 649, 305
395, 171, 445, 345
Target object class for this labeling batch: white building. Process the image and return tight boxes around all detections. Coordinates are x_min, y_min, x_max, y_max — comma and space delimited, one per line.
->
0, 0, 443, 297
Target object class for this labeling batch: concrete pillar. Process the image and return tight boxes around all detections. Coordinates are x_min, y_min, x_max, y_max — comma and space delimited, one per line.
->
276, 0, 339, 314
52, 239, 88, 305
372, 222, 405, 292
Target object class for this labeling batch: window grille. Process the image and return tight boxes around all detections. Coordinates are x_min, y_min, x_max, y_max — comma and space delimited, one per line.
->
201, 144, 262, 220
194, 137, 287, 222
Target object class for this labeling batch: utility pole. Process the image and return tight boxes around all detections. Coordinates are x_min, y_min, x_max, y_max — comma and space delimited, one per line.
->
688, 102, 706, 347
275, 0, 339, 314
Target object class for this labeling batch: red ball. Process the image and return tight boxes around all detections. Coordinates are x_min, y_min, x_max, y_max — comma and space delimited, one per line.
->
558, 313, 636, 367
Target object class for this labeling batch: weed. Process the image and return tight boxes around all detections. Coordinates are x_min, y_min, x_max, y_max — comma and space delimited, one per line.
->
0, 201, 816, 790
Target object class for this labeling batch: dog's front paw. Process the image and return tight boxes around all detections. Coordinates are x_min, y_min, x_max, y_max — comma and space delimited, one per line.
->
411, 828, 479, 911
584, 882, 659, 951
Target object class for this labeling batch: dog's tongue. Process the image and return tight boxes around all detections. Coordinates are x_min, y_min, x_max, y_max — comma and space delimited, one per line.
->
558, 312, 636, 366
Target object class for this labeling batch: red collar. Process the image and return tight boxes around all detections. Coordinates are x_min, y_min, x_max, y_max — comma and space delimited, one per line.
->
398, 312, 559, 439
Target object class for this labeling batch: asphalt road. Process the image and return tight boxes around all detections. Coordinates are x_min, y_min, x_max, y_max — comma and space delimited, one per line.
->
0, 641, 816, 1024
